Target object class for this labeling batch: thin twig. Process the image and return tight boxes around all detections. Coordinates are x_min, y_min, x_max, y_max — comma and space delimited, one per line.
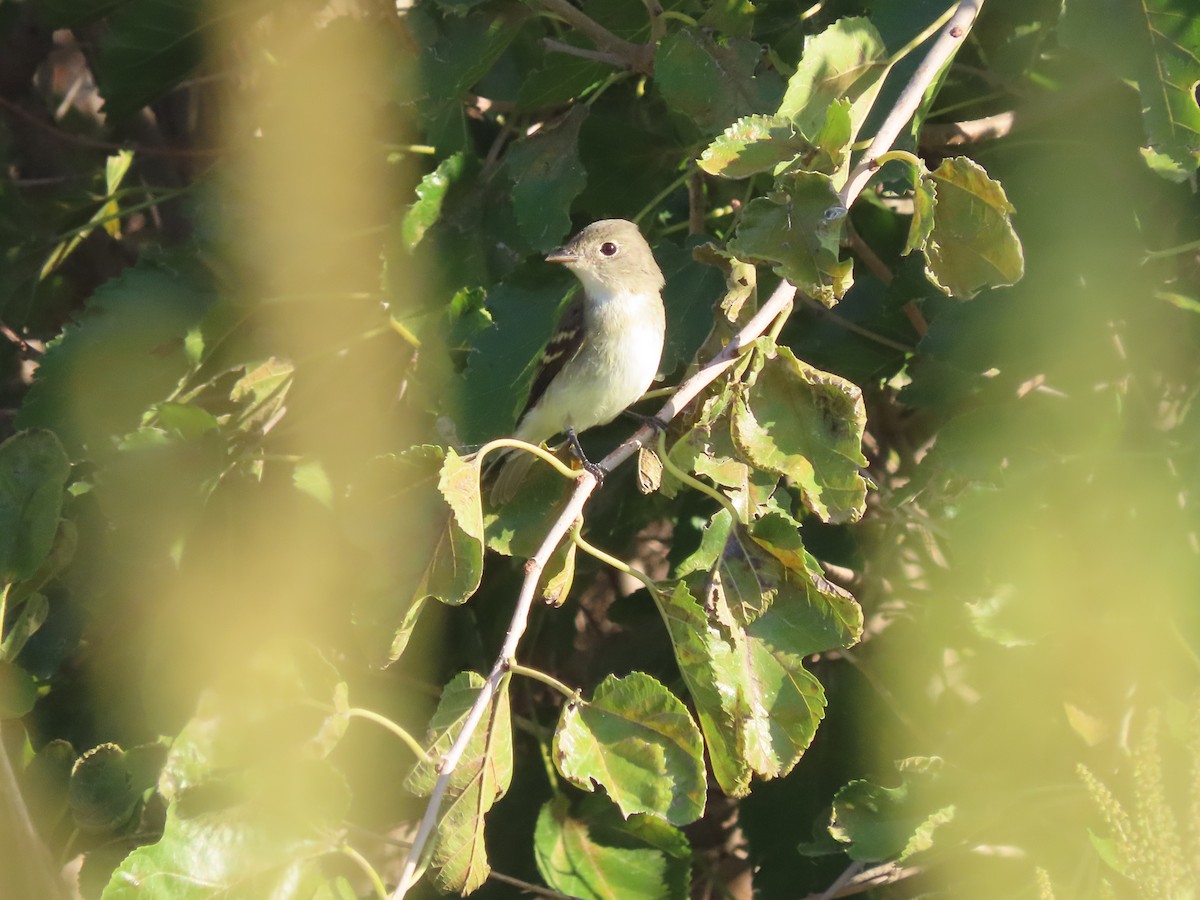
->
535, 0, 651, 72
391, 482, 595, 897
392, 4, 988, 895
541, 37, 630, 69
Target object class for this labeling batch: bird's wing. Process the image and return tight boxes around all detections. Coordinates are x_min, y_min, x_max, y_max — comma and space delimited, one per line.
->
519, 294, 586, 422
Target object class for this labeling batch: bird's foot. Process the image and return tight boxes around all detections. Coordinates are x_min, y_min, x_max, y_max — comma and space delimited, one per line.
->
566, 427, 606, 486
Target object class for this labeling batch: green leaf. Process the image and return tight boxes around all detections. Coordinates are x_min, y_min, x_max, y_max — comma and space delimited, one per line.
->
776, 16, 888, 142
0, 659, 38, 719
919, 157, 1024, 299
15, 260, 215, 457
516, 54, 609, 112
0, 430, 70, 584
97, 0, 205, 120
534, 795, 691, 900
70, 743, 141, 833
229, 357, 294, 436
655, 28, 779, 133
903, 166, 937, 256
405, 671, 513, 894
402, 152, 468, 250
419, 7, 525, 107
1060, 0, 1200, 176
727, 172, 853, 305
731, 343, 868, 523
506, 106, 589, 252
698, 115, 815, 179
829, 778, 956, 863
553, 672, 706, 825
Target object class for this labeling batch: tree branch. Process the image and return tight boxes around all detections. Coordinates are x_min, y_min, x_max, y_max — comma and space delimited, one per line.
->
535, 0, 653, 73
840, 0, 985, 208
392, 3, 988, 895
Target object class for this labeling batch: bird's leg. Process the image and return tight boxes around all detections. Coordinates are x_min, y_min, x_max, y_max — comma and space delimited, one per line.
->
565, 427, 606, 485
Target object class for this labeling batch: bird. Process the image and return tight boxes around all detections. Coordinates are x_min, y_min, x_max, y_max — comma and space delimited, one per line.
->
489, 219, 666, 503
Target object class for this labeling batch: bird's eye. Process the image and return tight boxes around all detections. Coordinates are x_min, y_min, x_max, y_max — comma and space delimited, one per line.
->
599, 241, 619, 257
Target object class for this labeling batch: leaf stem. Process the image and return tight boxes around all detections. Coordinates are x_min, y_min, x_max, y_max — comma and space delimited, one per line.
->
570, 524, 660, 598
654, 431, 742, 525
474, 438, 580, 480
633, 168, 692, 226
346, 708, 429, 762
507, 662, 576, 700
339, 843, 389, 900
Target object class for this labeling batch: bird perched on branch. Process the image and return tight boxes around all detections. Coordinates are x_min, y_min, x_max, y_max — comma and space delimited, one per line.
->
490, 219, 666, 503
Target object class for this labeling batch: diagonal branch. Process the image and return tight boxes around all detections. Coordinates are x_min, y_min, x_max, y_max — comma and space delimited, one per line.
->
840, 0, 985, 208
391, 3, 987, 896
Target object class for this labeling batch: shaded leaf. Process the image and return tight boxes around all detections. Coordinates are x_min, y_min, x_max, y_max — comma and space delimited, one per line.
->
506, 106, 589, 252
70, 743, 141, 833
97, 0, 205, 120
655, 28, 780, 133
0, 430, 70, 584
15, 260, 215, 457
348, 448, 483, 665
534, 795, 691, 900
554, 672, 706, 825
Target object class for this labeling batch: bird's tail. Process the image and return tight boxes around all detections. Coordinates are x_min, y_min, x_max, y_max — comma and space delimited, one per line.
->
485, 446, 537, 506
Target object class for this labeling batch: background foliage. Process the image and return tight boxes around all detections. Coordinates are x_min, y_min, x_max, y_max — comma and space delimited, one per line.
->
1, 0, 1198, 898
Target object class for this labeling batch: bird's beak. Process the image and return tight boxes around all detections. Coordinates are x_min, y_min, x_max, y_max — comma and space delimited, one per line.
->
545, 247, 578, 264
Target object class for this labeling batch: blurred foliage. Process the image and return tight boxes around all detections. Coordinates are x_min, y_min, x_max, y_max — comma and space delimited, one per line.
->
0, 0, 1197, 898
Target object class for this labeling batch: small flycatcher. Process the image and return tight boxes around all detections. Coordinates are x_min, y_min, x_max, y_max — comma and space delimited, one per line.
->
491, 219, 666, 502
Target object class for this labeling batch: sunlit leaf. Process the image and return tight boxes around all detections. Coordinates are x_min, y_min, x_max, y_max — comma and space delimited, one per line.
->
554, 672, 705, 825
920, 157, 1024, 299
406, 671, 513, 893
777, 16, 888, 142
534, 795, 691, 900
731, 343, 868, 523
402, 152, 468, 250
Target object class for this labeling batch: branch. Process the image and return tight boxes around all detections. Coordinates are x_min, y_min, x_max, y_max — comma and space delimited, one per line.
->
535, 0, 653, 73
840, 0, 985, 208
392, 3, 988, 895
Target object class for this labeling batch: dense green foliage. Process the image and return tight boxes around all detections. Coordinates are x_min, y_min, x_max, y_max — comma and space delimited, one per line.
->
1, 0, 1198, 898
